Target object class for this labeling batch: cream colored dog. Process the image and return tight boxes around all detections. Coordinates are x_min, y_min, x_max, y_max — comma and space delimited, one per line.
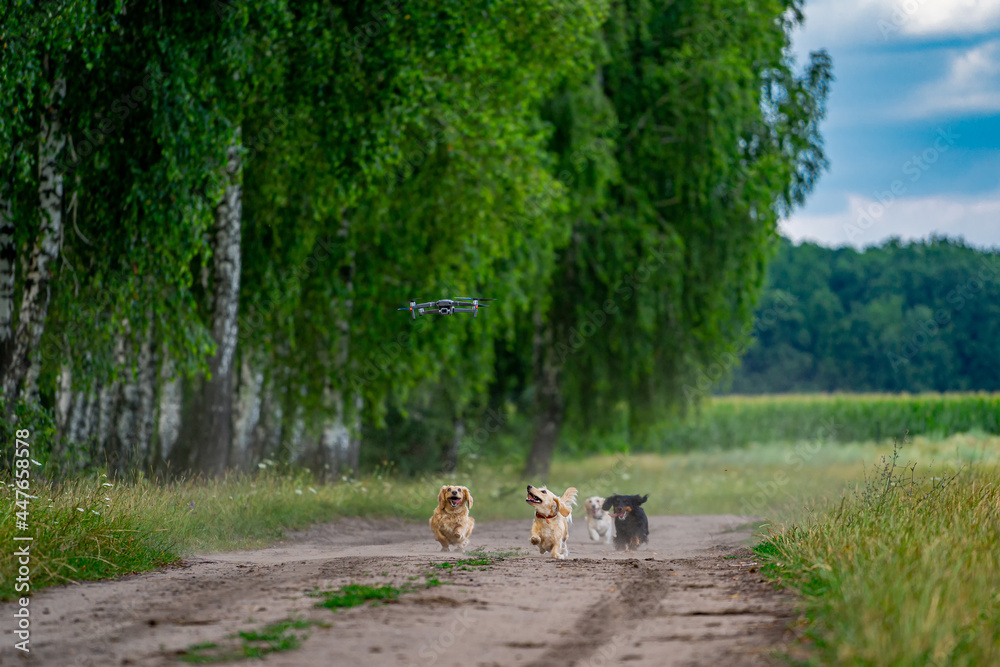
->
525, 484, 578, 559
583, 495, 614, 544
429, 485, 475, 552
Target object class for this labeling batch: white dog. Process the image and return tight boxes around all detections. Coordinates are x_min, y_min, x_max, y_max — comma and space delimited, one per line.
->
583, 496, 614, 544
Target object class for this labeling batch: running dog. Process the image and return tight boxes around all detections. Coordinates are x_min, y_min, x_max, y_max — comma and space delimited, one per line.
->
429, 485, 475, 552
602, 494, 649, 551
525, 485, 578, 559
583, 495, 614, 545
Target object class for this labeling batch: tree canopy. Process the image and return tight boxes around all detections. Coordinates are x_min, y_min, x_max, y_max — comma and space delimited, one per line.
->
1, 0, 831, 478
726, 237, 1000, 394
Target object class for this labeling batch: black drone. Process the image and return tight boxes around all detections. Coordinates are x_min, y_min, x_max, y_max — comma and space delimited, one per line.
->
398, 297, 496, 319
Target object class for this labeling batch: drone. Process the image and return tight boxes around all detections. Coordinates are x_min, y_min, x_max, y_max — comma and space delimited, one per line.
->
397, 297, 496, 319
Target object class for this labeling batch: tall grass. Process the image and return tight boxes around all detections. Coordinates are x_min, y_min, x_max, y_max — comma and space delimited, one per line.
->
659, 392, 1000, 449
756, 444, 1000, 665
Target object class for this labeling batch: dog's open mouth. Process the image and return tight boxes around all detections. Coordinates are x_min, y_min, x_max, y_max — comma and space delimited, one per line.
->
525, 493, 542, 505
449, 497, 462, 508
609, 508, 630, 518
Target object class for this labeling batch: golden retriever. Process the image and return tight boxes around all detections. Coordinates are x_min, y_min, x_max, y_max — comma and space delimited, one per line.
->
429, 485, 475, 552
525, 484, 578, 559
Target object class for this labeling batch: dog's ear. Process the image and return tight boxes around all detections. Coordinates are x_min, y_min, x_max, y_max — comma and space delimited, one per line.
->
462, 487, 473, 509
602, 496, 614, 511
637, 494, 649, 505
437, 486, 448, 508
556, 497, 572, 518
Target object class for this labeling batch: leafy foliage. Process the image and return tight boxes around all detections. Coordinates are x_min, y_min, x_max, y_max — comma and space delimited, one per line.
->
2, 0, 830, 476
728, 237, 1000, 394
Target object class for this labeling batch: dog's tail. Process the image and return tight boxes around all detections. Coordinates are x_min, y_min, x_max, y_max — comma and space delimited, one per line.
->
559, 487, 578, 520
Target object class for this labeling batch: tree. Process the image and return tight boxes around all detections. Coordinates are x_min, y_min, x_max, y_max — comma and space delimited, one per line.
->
0, 1, 126, 415
727, 237, 1000, 394
523, 0, 832, 476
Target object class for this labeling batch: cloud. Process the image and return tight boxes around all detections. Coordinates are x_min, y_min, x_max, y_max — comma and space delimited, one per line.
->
903, 40, 1000, 118
893, 0, 1000, 38
781, 191, 1000, 249
793, 0, 1000, 51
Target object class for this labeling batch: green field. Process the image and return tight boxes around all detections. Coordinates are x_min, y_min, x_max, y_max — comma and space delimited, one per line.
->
659, 392, 1000, 449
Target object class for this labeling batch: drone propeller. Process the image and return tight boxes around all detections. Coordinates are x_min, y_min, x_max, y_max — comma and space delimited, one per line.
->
453, 297, 496, 301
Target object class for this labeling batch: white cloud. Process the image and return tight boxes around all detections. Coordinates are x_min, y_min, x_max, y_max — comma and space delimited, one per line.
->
781, 191, 1000, 249
895, 0, 1000, 38
793, 0, 1000, 51
903, 40, 1000, 118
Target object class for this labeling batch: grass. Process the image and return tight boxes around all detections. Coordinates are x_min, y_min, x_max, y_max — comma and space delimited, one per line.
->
181, 547, 509, 662
3, 430, 999, 600
755, 437, 1000, 665
179, 618, 324, 663
432, 546, 522, 570
660, 392, 1000, 448
312, 583, 405, 609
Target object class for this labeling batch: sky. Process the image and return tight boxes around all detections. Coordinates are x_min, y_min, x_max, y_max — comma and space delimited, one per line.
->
780, 0, 1000, 249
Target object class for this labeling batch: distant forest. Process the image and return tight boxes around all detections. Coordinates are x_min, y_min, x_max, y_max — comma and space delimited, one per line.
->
726, 237, 1000, 394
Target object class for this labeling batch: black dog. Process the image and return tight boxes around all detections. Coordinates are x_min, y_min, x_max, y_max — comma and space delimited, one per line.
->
602, 494, 649, 551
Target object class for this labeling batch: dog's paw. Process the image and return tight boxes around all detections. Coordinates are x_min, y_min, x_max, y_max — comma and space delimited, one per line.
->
530, 535, 541, 545
440, 545, 451, 552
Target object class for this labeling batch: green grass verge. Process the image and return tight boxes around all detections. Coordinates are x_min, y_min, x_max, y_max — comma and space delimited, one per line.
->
755, 443, 1000, 664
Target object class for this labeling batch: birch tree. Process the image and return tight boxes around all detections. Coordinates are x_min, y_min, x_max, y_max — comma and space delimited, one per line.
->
522, 0, 833, 475
191, 143, 243, 476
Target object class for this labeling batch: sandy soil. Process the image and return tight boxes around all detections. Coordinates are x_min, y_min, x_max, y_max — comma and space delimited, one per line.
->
2, 515, 797, 666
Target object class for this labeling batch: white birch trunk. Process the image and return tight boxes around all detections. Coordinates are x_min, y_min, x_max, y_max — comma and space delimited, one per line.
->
157, 348, 182, 464
68, 388, 93, 446
2, 75, 66, 411
109, 321, 133, 474
286, 405, 308, 464
231, 350, 263, 470
56, 360, 73, 433
250, 379, 283, 464
135, 316, 156, 466
320, 388, 351, 478
193, 140, 242, 476
96, 385, 115, 451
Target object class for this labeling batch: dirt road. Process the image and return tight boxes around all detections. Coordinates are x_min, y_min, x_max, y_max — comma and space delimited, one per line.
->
3, 515, 795, 666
